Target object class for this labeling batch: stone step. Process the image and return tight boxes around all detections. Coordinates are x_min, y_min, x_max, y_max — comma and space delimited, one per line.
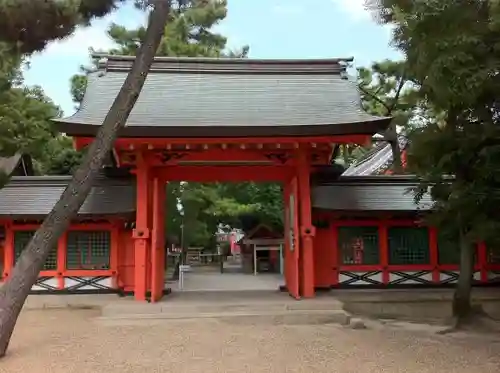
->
96, 309, 351, 326
101, 300, 344, 317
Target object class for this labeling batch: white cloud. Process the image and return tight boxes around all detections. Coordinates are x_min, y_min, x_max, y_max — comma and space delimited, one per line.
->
331, 0, 370, 21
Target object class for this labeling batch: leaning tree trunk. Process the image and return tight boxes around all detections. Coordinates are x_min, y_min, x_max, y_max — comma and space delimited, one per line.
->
0, 0, 170, 358
385, 123, 403, 174
452, 232, 475, 325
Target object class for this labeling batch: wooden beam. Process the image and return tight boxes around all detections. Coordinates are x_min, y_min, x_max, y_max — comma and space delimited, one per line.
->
157, 166, 294, 182
73, 134, 373, 150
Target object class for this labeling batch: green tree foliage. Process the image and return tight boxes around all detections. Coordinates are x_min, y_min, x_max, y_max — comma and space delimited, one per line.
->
172, 182, 283, 249
0, 85, 60, 160
0, 45, 66, 182
354, 60, 421, 172
0, 0, 132, 180
368, 0, 500, 324
0, 0, 128, 54
214, 183, 284, 230
109, 0, 228, 56
41, 136, 85, 175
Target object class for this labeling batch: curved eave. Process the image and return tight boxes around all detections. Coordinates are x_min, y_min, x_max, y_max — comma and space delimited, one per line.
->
53, 117, 391, 138
53, 61, 392, 138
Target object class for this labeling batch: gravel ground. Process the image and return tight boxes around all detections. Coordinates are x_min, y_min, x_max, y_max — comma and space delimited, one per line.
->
2, 309, 500, 373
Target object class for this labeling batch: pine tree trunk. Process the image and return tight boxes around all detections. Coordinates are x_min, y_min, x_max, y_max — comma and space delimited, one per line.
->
452, 233, 475, 323
0, 0, 170, 358
386, 123, 403, 173
389, 139, 403, 173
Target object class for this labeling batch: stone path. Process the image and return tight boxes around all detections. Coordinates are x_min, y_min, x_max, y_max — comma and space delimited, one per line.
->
171, 271, 283, 292
3, 308, 500, 373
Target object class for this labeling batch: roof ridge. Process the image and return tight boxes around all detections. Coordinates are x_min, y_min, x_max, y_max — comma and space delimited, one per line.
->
93, 54, 352, 75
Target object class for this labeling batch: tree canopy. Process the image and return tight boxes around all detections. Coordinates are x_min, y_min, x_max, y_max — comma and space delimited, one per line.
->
0, 43, 70, 183
339, 59, 422, 170
0, 0, 128, 54
368, 0, 500, 323
370, 0, 500, 245
0, 0, 134, 180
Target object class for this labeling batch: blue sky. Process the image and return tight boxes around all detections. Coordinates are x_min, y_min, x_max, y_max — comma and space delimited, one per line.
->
23, 0, 401, 116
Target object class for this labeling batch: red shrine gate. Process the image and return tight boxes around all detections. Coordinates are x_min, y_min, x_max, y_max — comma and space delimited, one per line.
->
71, 138, 373, 301
1, 56, 498, 297
54, 55, 389, 301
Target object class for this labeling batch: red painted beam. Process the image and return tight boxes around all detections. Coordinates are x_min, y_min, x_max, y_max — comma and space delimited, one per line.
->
139, 148, 292, 165
157, 166, 294, 182
72, 134, 372, 150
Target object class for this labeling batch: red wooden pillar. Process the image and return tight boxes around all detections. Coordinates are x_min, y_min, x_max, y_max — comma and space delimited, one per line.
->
296, 147, 315, 298
57, 233, 67, 290
3, 223, 13, 279
331, 223, 339, 287
283, 178, 300, 299
429, 227, 439, 284
110, 223, 120, 289
478, 242, 488, 283
145, 172, 154, 292
150, 175, 166, 302
379, 223, 389, 285
132, 151, 151, 301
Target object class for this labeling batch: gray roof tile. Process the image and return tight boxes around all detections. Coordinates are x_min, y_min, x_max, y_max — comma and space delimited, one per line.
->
0, 176, 135, 218
343, 136, 409, 176
55, 56, 390, 138
312, 176, 433, 211
0, 174, 431, 218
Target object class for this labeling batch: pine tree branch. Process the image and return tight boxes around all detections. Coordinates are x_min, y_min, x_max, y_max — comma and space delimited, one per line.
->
358, 85, 392, 113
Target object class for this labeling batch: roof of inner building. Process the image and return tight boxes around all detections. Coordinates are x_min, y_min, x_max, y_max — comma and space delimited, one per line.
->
0, 173, 431, 218
343, 135, 409, 176
54, 55, 391, 138
0, 174, 135, 218
312, 175, 433, 212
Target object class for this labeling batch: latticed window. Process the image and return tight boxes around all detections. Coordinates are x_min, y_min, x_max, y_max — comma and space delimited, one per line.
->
14, 231, 57, 270
388, 227, 430, 265
66, 231, 111, 270
338, 227, 379, 265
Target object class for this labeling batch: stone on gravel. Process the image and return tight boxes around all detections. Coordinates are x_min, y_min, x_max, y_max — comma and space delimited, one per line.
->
349, 317, 367, 329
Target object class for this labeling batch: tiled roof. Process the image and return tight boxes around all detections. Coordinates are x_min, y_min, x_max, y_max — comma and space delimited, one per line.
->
0, 174, 431, 217
0, 175, 135, 218
54, 55, 391, 138
343, 136, 409, 176
311, 175, 433, 212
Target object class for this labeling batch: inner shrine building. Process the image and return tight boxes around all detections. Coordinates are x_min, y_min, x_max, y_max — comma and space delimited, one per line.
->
0, 56, 498, 301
